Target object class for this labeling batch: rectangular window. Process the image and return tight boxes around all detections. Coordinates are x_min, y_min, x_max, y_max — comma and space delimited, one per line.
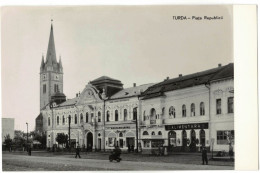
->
43, 84, 46, 94
217, 130, 235, 145
228, 97, 234, 113
143, 140, 150, 148
216, 99, 222, 114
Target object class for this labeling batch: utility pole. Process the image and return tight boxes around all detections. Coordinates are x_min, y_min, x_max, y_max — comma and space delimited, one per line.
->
68, 115, 71, 151
26, 122, 28, 152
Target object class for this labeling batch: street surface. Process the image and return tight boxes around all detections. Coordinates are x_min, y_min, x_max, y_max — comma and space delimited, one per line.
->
2, 152, 233, 171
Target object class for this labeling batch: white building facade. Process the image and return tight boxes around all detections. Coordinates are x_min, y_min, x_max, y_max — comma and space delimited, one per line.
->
40, 22, 234, 153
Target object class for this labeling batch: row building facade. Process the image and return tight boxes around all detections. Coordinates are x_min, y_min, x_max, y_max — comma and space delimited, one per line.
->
39, 22, 234, 153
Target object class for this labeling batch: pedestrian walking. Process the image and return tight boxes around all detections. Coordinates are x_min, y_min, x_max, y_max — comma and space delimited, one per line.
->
28, 147, 32, 156
75, 146, 81, 158
202, 146, 208, 165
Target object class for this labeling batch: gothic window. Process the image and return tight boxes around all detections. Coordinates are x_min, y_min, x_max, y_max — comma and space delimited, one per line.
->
151, 131, 155, 135
80, 113, 83, 123
43, 84, 46, 94
169, 106, 175, 118
191, 103, 195, 116
57, 116, 59, 125
182, 104, 186, 117
143, 111, 146, 121
115, 110, 119, 121
54, 84, 59, 93
107, 111, 110, 122
74, 114, 77, 124
216, 99, 222, 114
228, 97, 234, 113
48, 117, 50, 126
124, 109, 128, 121
119, 132, 123, 137
86, 112, 89, 123
158, 131, 162, 135
97, 112, 101, 122
200, 102, 205, 116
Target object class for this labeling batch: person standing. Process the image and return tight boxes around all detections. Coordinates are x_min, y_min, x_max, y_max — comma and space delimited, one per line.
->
202, 146, 208, 165
75, 146, 81, 159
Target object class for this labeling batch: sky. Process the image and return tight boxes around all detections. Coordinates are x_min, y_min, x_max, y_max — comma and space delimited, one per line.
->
1, 6, 233, 132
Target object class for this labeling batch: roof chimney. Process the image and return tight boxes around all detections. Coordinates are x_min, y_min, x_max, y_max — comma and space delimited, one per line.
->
76, 93, 78, 97
166, 77, 169, 80
218, 63, 222, 67
133, 83, 136, 87
179, 74, 182, 77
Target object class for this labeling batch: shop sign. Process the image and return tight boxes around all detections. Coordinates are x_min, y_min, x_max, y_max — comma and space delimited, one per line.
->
165, 123, 208, 130
106, 126, 131, 130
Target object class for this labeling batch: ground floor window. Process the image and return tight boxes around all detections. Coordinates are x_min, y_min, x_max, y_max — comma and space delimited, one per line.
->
151, 140, 164, 148
108, 137, 116, 147
217, 130, 234, 145
143, 140, 150, 148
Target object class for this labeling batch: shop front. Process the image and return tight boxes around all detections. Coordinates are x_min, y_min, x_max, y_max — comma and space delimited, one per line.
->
165, 122, 209, 152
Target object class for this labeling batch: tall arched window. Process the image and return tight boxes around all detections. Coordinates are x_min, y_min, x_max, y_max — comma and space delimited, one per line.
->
162, 107, 165, 116
107, 111, 110, 122
200, 129, 206, 146
169, 106, 175, 118
200, 102, 205, 116
48, 117, 50, 126
115, 110, 119, 121
124, 109, 128, 121
150, 108, 156, 124
133, 107, 137, 120
98, 112, 101, 122
74, 114, 77, 124
86, 112, 89, 123
182, 105, 186, 117
80, 113, 83, 123
57, 116, 59, 125
62, 115, 65, 124
143, 111, 146, 121
191, 103, 195, 116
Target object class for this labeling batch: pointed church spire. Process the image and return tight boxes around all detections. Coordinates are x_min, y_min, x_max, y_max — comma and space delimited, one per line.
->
46, 20, 57, 66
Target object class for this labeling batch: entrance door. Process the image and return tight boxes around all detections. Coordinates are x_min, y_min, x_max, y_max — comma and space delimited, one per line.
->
200, 129, 205, 146
168, 131, 176, 152
182, 130, 187, 151
190, 129, 196, 152
126, 137, 135, 151
98, 138, 101, 150
87, 132, 93, 151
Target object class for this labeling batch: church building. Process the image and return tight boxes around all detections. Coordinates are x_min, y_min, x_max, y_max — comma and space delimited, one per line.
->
38, 22, 234, 153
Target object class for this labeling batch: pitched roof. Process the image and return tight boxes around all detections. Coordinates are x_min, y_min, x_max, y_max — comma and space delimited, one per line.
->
91, 76, 121, 83
59, 97, 78, 107
141, 63, 233, 99
110, 83, 154, 99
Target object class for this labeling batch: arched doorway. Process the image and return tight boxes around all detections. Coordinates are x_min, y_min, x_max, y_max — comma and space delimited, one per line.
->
200, 129, 206, 147
190, 129, 196, 152
182, 130, 187, 151
86, 132, 93, 151
168, 131, 176, 152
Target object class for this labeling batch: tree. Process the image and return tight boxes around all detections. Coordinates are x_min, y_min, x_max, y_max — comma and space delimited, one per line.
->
33, 133, 46, 148
4, 134, 13, 150
56, 133, 68, 148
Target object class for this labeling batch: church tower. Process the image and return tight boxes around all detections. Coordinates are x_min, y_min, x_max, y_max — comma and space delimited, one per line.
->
40, 21, 64, 110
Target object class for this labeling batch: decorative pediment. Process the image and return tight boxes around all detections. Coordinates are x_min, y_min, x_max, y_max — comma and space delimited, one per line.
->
77, 84, 103, 106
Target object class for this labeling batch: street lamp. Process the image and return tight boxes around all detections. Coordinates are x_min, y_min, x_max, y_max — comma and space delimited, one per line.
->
68, 115, 71, 151
26, 122, 28, 152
